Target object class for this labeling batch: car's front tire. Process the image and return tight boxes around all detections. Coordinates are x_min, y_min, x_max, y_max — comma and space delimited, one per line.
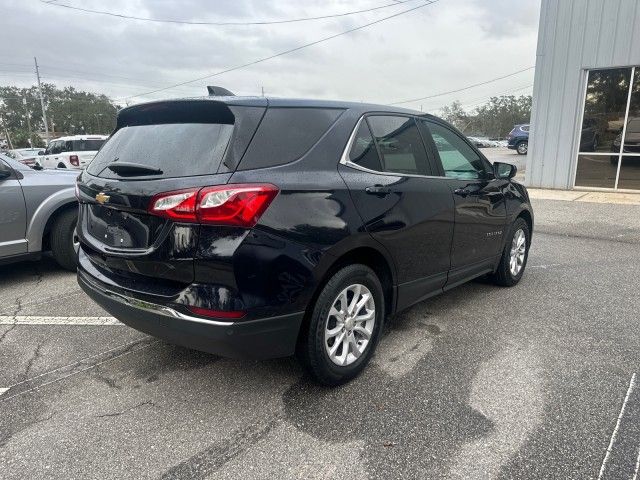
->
50, 209, 79, 271
299, 264, 384, 386
491, 217, 530, 287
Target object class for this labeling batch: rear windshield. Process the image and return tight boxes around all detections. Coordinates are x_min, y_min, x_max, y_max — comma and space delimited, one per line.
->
86, 123, 233, 178
71, 139, 105, 151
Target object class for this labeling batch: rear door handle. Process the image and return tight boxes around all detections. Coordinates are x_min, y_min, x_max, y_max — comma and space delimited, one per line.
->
454, 188, 471, 197
365, 185, 392, 196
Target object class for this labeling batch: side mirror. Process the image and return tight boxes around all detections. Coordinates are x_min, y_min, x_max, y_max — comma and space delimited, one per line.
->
493, 162, 517, 179
0, 169, 11, 180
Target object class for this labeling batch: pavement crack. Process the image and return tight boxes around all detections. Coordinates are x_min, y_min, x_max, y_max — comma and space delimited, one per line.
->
0, 322, 17, 343
23, 341, 46, 379
96, 400, 157, 418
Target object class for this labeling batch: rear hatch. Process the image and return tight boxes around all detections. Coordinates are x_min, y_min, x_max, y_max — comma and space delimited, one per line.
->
76, 101, 238, 286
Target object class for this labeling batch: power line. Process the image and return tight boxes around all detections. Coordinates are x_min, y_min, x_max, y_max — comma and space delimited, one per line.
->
388, 66, 535, 105
40, 0, 420, 26
425, 83, 534, 113
119, 0, 439, 101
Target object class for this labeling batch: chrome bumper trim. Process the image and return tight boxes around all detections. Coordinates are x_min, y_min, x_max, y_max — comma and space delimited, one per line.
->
79, 271, 235, 327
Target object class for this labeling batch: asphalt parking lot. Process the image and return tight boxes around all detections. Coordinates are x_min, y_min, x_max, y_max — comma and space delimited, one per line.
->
1, 195, 639, 480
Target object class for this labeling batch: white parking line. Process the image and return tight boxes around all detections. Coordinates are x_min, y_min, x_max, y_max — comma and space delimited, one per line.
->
0, 316, 120, 325
597, 373, 637, 480
0, 388, 8, 396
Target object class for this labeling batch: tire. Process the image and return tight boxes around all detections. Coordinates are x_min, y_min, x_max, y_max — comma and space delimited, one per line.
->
50, 208, 79, 271
299, 264, 385, 386
57, 163, 66, 169
490, 218, 530, 287
516, 141, 528, 155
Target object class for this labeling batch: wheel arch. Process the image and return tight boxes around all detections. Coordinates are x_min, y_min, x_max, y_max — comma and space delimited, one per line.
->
297, 243, 396, 347
26, 188, 78, 253
516, 208, 533, 236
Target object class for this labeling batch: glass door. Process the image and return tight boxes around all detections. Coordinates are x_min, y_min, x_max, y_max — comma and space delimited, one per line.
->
574, 67, 640, 190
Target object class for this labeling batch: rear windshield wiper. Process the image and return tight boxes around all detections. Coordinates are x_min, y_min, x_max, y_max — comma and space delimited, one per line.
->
105, 162, 163, 176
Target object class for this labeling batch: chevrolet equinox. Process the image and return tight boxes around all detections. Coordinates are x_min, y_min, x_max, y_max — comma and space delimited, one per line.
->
76, 94, 533, 385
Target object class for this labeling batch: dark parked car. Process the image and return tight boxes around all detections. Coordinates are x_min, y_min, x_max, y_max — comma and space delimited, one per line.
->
0, 154, 79, 270
507, 124, 529, 155
76, 95, 534, 385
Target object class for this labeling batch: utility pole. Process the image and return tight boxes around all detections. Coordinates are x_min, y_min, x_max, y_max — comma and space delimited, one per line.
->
1, 112, 13, 149
261, 86, 265, 97
34, 57, 49, 142
22, 96, 33, 146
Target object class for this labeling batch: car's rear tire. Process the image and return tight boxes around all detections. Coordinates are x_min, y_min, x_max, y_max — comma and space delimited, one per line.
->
490, 217, 530, 287
516, 141, 528, 155
57, 163, 66, 169
50, 208, 78, 271
299, 264, 384, 386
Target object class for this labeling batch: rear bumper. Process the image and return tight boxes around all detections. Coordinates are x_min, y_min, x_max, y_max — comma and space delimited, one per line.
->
78, 269, 305, 360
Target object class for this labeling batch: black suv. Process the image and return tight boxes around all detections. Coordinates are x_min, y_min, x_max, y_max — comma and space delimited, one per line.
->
76, 95, 533, 385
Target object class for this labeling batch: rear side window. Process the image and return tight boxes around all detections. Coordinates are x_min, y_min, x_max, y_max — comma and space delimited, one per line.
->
238, 107, 343, 170
367, 116, 431, 176
86, 123, 233, 178
348, 121, 382, 171
72, 139, 105, 151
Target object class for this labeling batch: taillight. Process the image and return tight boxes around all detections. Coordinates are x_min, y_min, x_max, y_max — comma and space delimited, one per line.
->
148, 184, 278, 227
69, 155, 79, 166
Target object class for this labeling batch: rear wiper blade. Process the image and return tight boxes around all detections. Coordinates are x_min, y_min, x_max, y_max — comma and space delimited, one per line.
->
106, 162, 163, 176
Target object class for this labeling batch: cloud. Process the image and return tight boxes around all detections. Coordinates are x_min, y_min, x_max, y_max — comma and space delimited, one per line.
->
0, 0, 540, 110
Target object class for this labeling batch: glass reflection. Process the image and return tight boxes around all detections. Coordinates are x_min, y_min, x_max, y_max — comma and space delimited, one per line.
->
623, 70, 640, 152
575, 154, 617, 188
580, 68, 632, 153
618, 156, 640, 190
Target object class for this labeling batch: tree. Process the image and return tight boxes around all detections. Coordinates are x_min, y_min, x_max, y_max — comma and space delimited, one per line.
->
0, 84, 119, 141
472, 95, 531, 138
441, 101, 472, 132
440, 95, 531, 138
10, 130, 46, 148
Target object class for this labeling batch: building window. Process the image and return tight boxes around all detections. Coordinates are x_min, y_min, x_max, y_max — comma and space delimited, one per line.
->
575, 67, 640, 190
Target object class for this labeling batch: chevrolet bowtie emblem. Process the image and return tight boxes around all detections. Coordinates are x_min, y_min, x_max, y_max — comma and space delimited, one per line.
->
95, 192, 110, 204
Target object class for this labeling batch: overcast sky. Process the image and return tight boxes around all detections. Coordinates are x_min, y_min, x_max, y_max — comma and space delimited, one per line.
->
0, 0, 540, 112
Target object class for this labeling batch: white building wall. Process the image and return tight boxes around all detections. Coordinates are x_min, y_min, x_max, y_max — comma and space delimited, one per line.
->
526, 0, 640, 189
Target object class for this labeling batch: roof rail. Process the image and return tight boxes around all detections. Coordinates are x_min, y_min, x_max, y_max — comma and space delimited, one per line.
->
207, 86, 235, 97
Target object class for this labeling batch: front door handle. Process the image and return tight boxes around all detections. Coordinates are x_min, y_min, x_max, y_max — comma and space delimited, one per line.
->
454, 188, 471, 197
365, 185, 392, 196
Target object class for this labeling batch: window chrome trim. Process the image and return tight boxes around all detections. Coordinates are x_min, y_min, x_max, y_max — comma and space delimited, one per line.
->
339, 115, 452, 180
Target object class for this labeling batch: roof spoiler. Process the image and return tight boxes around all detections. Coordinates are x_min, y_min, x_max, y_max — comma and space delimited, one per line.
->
207, 86, 235, 97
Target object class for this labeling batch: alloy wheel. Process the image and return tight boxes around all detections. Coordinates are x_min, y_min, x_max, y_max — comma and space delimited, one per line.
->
324, 283, 375, 366
509, 229, 526, 277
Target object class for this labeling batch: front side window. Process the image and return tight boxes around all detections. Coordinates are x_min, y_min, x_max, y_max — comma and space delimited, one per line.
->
422, 120, 487, 180
367, 116, 430, 176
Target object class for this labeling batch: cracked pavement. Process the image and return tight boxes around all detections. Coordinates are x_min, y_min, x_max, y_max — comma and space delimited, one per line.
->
0, 197, 639, 479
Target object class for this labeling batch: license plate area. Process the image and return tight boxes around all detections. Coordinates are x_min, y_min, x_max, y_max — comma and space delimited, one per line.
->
86, 204, 164, 248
